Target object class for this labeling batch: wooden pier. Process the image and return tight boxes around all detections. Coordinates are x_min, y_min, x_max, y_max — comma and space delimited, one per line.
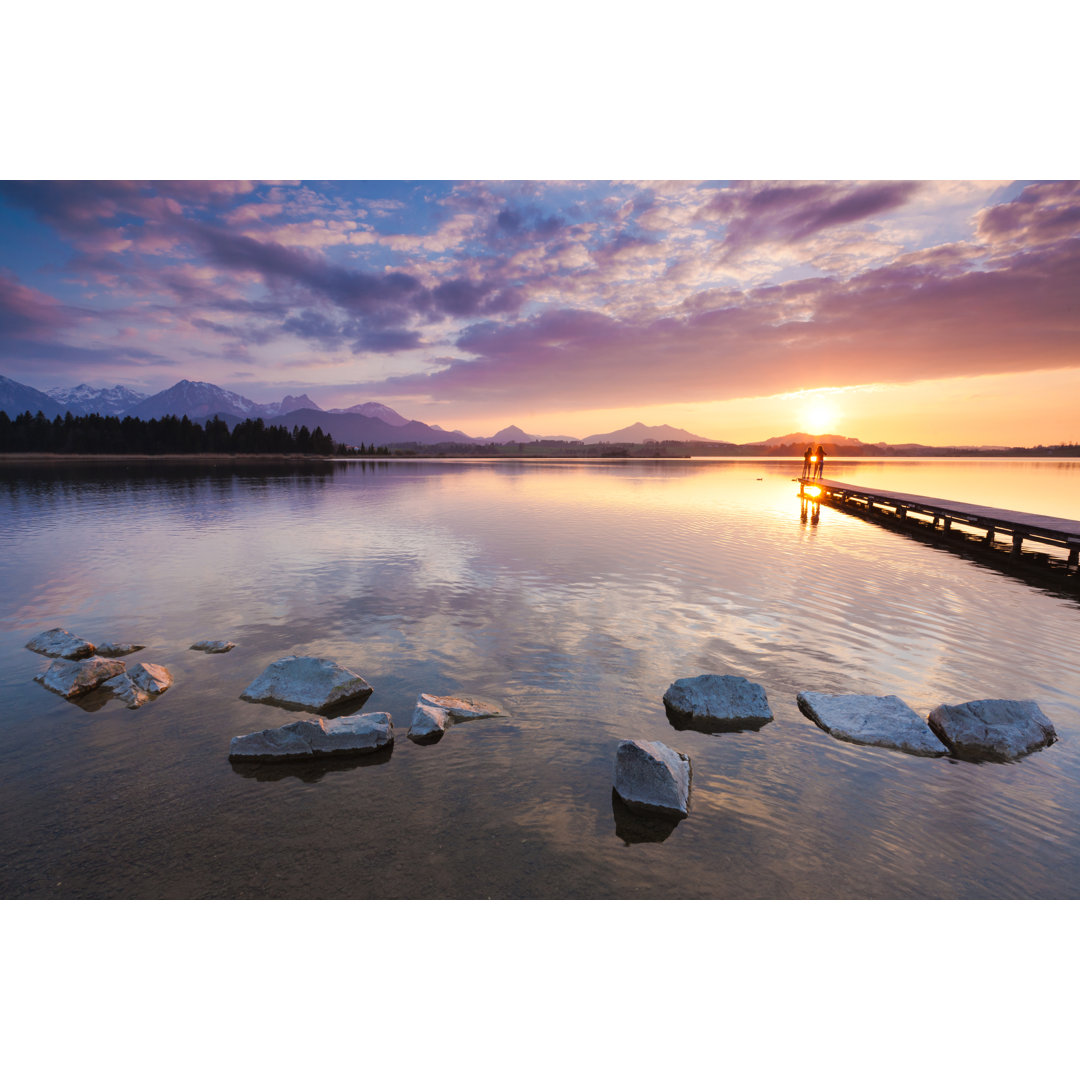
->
796, 476, 1080, 578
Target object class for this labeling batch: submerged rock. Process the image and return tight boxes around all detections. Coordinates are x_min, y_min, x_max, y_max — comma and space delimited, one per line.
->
663, 673, 772, 729
229, 712, 394, 762
240, 655, 372, 711
35, 656, 126, 698
797, 691, 947, 757
407, 692, 507, 742
96, 642, 146, 658
26, 628, 95, 660
928, 699, 1057, 762
191, 640, 236, 654
612, 739, 692, 819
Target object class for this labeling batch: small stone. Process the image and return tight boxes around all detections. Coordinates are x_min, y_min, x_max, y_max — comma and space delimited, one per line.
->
663, 673, 772, 729
26, 628, 95, 660
797, 691, 947, 757
96, 642, 146, 658
408, 692, 507, 742
130, 662, 173, 695
612, 739, 692, 819
240, 655, 372, 711
229, 712, 393, 762
35, 656, 126, 698
191, 640, 236, 653
928, 699, 1058, 762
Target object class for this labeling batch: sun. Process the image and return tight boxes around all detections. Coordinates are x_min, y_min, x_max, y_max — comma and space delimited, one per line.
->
800, 397, 839, 435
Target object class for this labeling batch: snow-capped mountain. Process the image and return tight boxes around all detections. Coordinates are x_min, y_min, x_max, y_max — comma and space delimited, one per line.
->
126, 380, 260, 421
328, 401, 411, 426
48, 383, 148, 416
254, 394, 323, 418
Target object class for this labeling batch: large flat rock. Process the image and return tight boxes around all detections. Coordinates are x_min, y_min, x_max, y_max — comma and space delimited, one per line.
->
612, 739, 692, 819
26, 628, 96, 660
663, 673, 772, 730
797, 691, 947, 756
240, 655, 372, 711
408, 692, 507, 742
35, 656, 126, 698
229, 712, 393, 762
928, 699, 1058, 762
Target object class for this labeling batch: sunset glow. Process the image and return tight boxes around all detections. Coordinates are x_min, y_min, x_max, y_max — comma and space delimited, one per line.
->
1, 179, 1078, 446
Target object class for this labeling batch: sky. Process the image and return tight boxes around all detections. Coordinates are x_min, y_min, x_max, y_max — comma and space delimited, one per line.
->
2, 179, 1078, 446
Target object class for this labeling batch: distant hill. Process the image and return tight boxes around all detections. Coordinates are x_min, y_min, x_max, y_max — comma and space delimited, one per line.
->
0, 375, 65, 419
749, 431, 871, 449
328, 401, 411, 426
48, 383, 147, 416
582, 421, 710, 444
274, 408, 474, 446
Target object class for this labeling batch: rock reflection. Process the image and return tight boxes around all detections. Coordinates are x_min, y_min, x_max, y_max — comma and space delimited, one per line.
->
230, 742, 394, 782
665, 706, 772, 734
611, 790, 681, 845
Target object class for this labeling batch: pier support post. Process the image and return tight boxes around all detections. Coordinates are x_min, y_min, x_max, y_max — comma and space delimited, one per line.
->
985, 526, 995, 545
1069, 546, 1079, 569
1012, 532, 1024, 555
942, 517, 952, 533
897, 506, 907, 521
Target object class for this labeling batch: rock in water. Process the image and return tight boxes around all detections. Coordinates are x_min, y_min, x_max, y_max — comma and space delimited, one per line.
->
407, 692, 507, 742
96, 642, 146, 658
103, 673, 151, 709
229, 712, 393, 761
797, 691, 947, 757
26, 628, 96, 660
663, 673, 772, 728
130, 662, 173, 695
190, 640, 236, 653
35, 656, 126, 698
240, 655, 372, 711
928, 699, 1058, 762
612, 739, 692, 819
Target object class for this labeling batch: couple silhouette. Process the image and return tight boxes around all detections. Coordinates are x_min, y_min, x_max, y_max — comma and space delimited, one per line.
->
802, 443, 827, 479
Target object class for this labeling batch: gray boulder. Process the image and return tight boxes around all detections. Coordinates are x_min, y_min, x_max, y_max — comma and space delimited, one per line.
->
191, 640, 236, 653
96, 642, 145, 658
26, 628, 95, 660
663, 674, 772, 729
928, 699, 1058, 762
612, 739, 692, 819
797, 692, 947, 756
35, 656, 126, 698
407, 692, 507, 742
240, 655, 372, 711
229, 712, 393, 762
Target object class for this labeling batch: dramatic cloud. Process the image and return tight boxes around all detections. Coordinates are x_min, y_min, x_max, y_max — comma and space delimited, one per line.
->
0, 179, 1077, 435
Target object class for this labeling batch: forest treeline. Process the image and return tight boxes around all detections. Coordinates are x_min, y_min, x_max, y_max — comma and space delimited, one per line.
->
0, 410, 389, 456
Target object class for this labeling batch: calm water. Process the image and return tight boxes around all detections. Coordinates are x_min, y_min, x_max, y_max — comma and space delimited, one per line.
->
1, 457, 1078, 899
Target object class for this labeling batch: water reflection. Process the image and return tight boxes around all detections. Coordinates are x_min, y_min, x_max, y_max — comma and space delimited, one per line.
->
230, 743, 394, 783
611, 791, 681, 844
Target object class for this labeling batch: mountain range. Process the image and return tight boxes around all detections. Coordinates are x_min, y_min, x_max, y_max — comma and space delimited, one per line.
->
0, 374, 1014, 451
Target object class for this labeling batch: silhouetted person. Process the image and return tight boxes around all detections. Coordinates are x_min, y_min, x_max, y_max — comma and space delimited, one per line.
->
814, 444, 826, 478
802, 445, 813, 478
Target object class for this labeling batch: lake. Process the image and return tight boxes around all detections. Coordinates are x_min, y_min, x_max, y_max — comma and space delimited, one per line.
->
1, 456, 1078, 899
